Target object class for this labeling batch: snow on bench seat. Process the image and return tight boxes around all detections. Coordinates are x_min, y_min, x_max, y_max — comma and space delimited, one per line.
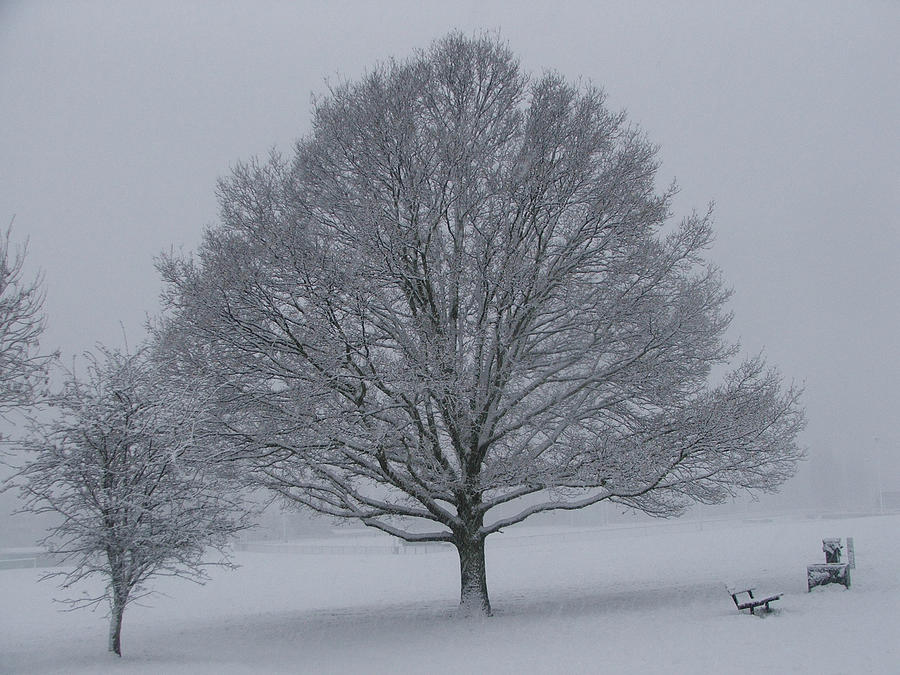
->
728, 587, 782, 615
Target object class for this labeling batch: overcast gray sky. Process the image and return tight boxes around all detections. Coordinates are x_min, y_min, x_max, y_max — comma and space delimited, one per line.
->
1, 0, 898, 500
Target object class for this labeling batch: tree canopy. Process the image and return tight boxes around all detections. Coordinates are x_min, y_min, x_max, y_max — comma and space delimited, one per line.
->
0, 224, 54, 419
158, 33, 805, 614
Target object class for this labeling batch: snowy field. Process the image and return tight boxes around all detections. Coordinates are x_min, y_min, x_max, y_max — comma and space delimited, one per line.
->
1, 513, 897, 674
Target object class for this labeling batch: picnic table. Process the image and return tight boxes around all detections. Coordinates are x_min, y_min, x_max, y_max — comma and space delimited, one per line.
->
808, 537, 853, 591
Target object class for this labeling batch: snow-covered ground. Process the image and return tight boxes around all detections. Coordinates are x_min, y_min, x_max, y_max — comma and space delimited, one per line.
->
1, 513, 897, 674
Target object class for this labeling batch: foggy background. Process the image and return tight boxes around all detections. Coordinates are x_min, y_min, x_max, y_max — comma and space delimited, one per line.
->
1, 1, 897, 544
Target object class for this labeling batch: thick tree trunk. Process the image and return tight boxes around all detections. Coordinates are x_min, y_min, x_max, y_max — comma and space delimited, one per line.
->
455, 535, 491, 616
108, 591, 126, 656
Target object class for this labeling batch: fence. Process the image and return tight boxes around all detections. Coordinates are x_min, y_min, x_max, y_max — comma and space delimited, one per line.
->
234, 540, 453, 556
0, 557, 37, 570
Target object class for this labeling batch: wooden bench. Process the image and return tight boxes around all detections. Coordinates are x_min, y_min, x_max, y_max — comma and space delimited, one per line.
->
729, 587, 782, 615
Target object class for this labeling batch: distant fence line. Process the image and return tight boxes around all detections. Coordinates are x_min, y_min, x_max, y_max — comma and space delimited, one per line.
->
234, 509, 893, 556
3, 509, 892, 568
0, 557, 38, 570
0, 551, 61, 570
234, 540, 452, 556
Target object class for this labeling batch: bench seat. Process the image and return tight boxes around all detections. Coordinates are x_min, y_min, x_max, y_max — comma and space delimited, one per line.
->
729, 587, 782, 615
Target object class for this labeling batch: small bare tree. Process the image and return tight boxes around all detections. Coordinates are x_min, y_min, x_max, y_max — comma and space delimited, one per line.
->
11, 346, 249, 656
158, 33, 805, 615
0, 223, 55, 419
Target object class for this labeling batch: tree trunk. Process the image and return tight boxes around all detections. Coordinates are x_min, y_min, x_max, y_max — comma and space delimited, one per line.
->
108, 591, 126, 656
455, 535, 491, 616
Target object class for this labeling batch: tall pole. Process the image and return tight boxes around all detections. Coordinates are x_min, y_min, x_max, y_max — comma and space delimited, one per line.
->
875, 437, 884, 514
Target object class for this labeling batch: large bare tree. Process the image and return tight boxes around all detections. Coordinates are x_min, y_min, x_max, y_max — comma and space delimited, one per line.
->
11, 346, 250, 655
158, 33, 805, 615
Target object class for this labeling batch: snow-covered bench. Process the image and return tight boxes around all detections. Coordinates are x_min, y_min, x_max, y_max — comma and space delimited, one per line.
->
729, 587, 782, 615
807, 563, 850, 591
